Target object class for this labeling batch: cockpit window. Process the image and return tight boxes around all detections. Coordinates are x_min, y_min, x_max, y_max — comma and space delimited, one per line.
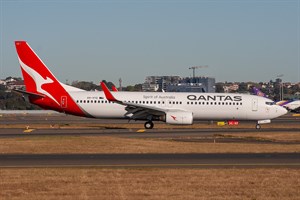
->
266, 101, 275, 105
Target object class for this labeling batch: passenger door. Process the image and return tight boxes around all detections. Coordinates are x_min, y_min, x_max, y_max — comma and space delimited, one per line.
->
252, 98, 258, 111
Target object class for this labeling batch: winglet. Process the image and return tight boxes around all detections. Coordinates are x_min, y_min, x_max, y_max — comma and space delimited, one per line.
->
112, 85, 118, 92
101, 82, 117, 101
252, 87, 267, 97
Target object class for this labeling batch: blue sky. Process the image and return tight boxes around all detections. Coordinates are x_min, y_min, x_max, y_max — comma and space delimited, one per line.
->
0, 0, 299, 85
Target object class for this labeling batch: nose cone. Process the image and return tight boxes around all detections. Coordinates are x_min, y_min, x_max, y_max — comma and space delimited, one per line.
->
277, 105, 288, 117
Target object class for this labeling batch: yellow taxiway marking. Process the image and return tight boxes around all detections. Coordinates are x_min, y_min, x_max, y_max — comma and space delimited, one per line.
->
292, 114, 300, 117
136, 129, 146, 133
23, 129, 35, 133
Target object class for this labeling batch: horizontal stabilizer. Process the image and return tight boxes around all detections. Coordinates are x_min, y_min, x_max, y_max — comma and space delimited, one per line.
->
13, 89, 45, 98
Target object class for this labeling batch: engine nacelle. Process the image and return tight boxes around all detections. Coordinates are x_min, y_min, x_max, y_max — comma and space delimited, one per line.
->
164, 111, 193, 125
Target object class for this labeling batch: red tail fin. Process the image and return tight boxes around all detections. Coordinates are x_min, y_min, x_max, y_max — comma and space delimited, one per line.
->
112, 85, 118, 92
15, 41, 85, 116
15, 41, 59, 95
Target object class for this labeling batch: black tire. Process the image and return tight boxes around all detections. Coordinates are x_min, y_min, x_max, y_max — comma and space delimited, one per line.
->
255, 124, 261, 129
144, 121, 154, 129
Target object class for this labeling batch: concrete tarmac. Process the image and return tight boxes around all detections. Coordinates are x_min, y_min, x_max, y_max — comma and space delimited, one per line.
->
0, 153, 299, 168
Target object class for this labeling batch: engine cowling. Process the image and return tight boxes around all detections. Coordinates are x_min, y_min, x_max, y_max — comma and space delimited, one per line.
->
164, 111, 193, 125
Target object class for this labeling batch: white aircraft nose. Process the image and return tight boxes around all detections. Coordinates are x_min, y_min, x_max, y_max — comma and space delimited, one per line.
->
277, 106, 288, 116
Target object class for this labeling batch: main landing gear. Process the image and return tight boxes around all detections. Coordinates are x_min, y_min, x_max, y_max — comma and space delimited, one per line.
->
144, 121, 154, 129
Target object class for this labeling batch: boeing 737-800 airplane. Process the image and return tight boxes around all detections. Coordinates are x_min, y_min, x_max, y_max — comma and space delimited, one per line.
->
14, 41, 287, 129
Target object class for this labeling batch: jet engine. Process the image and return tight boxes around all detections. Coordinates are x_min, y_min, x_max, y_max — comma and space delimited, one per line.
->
162, 111, 193, 125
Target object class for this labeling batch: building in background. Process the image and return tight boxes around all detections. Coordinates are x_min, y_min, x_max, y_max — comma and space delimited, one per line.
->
142, 76, 215, 92
142, 76, 181, 92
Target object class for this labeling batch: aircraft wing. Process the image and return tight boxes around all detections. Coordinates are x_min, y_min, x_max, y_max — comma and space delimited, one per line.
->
100, 82, 184, 120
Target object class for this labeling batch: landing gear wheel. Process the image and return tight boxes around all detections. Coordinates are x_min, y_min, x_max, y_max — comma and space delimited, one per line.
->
144, 121, 154, 129
255, 124, 261, 129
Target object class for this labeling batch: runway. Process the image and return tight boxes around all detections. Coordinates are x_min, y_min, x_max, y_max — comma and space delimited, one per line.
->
0, 113, 299, 169
1, 153, 299, 168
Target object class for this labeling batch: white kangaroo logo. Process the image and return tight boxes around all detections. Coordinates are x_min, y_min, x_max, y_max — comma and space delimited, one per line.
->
19, 58, 60, 106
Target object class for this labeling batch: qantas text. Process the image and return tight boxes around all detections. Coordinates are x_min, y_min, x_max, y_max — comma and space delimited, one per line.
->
187, 95, 242, 101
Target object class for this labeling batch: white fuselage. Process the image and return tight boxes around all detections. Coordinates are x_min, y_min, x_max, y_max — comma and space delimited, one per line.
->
69, 91, 287, 121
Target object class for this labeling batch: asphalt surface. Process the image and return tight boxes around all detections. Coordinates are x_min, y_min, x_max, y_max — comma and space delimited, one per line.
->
1, 153, 299, 168
0, 113, 299, 168
1, 112, 299, 124
0, 128, 300, 145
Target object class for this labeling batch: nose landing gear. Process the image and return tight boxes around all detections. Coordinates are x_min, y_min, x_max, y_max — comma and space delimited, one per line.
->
255, 124, 261, 129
